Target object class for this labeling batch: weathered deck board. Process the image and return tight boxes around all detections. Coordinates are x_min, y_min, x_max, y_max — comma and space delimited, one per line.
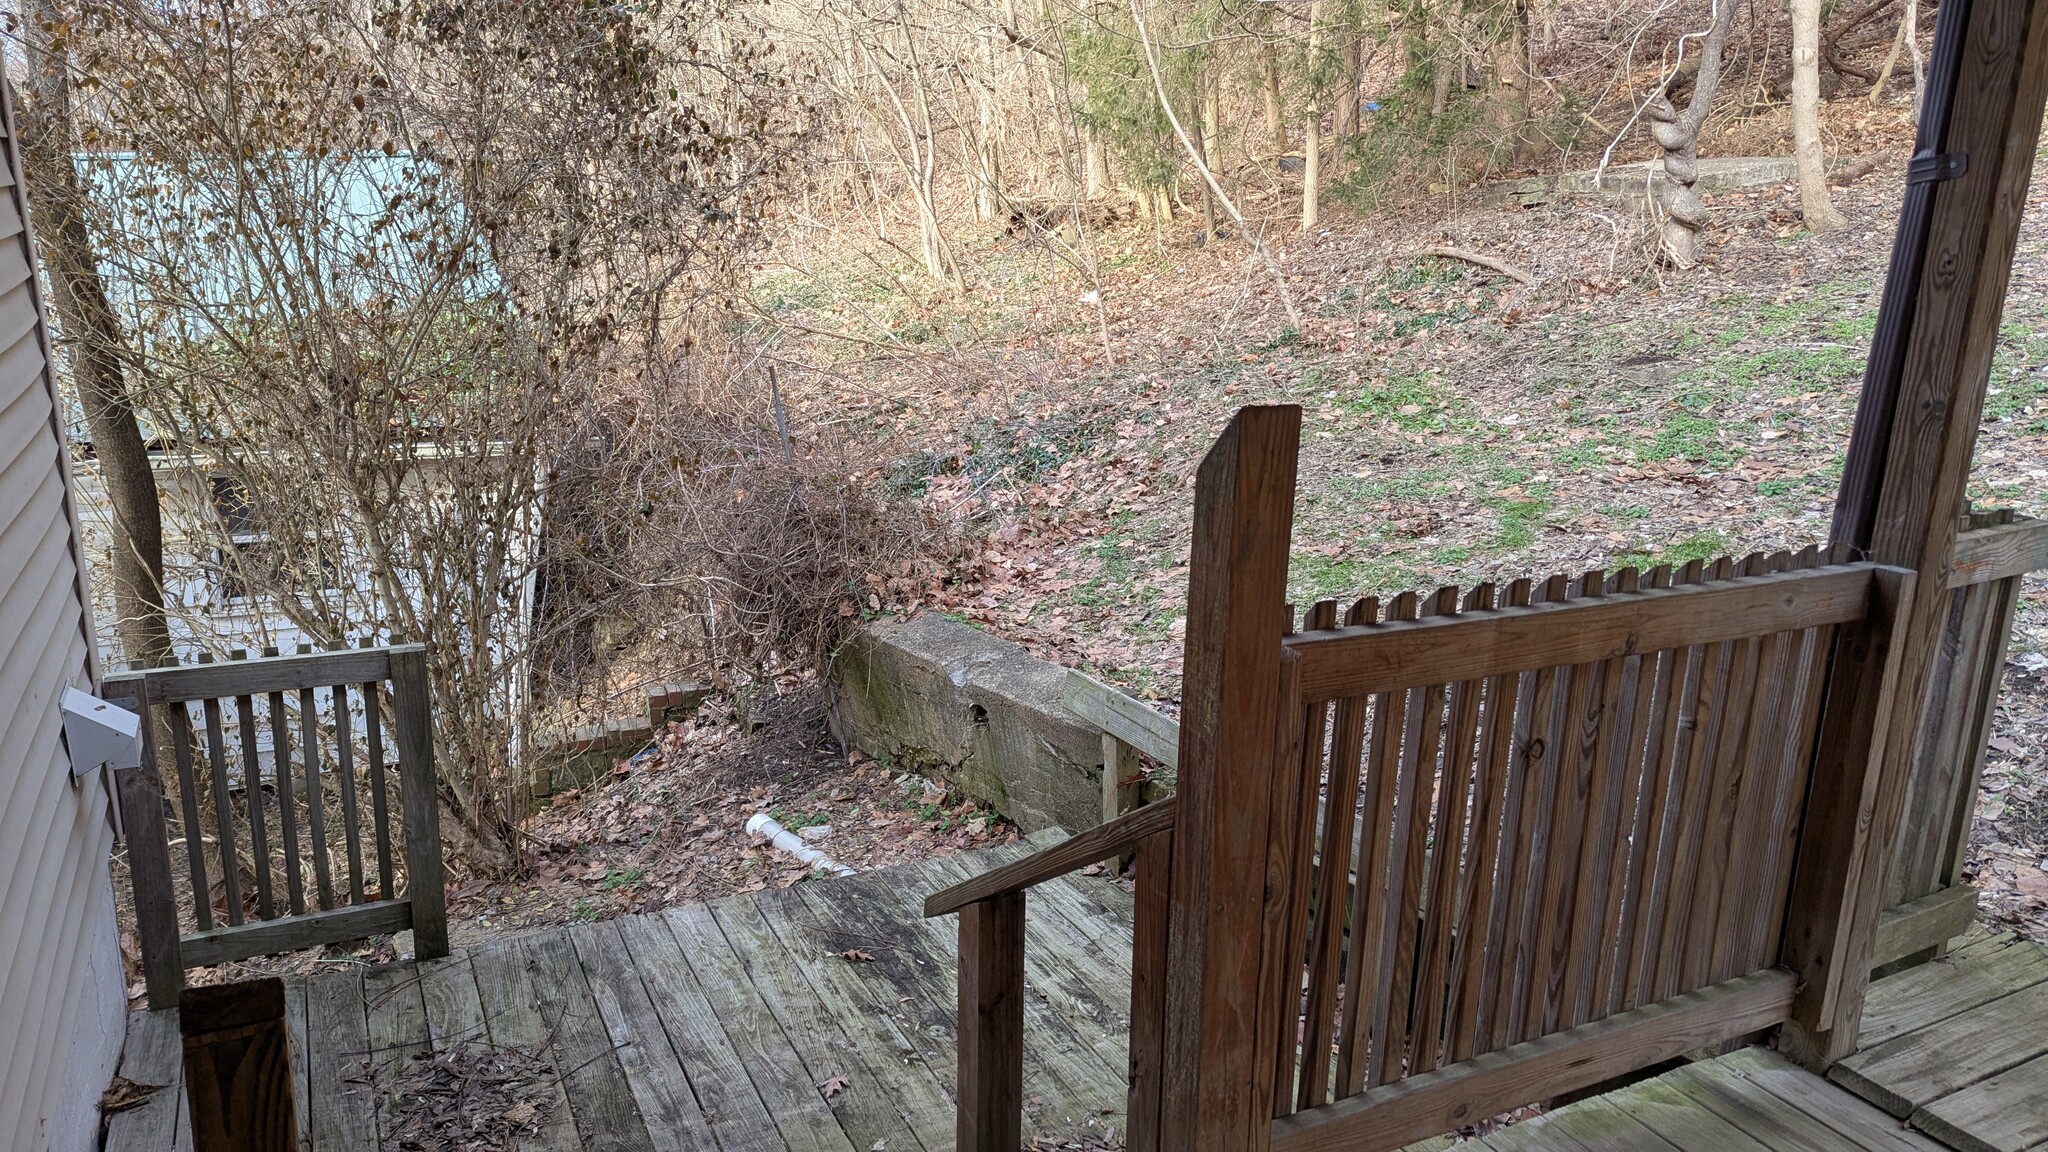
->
107, 840, 2039, 1152
1831, 928, 2048, 1151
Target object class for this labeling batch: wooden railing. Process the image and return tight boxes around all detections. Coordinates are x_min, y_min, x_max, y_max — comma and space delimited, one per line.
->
931, 406, 1930, 1152
105, 645, 447, 1009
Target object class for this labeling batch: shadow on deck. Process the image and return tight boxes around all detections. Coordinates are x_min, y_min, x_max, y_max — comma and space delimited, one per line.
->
102, 836, 2045, 1151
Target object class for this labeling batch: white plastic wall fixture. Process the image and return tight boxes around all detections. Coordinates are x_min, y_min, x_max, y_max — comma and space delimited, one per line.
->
60, 687, 142, 776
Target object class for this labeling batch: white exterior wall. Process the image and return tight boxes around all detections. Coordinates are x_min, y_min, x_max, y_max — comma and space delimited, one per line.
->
0, 79, 126, 1152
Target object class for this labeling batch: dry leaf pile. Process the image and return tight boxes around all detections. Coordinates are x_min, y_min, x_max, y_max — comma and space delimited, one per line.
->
377, 1040, 559, 1151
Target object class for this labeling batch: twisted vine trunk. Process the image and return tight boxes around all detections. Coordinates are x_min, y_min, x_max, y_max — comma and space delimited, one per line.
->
1647, 0, 1743, 267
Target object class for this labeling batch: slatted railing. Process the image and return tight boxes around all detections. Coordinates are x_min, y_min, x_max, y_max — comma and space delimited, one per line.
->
1266, 552, 1865, 1139
104, 644, 447, 1009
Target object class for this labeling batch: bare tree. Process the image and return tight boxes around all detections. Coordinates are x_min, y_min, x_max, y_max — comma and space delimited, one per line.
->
16, 0, 172, 675
1790, 0, 1848, 232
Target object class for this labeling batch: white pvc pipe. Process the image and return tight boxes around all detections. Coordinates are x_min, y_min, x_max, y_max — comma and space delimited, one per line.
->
745, 813, 857, 877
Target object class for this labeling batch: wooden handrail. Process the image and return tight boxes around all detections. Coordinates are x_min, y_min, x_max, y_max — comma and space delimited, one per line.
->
1063, 670, 1180, 769
1948, 516, 2048, 588
1286, 563, 1886, 700
924, 798, 1177, 917
102, 644, 416, 705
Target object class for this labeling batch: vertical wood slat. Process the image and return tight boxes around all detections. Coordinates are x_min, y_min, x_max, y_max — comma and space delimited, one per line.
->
329, 663, 366, 905
1653, 558, 1734, 1002
236, 687, 275, 921
1384, 586, 1460, 1075
1567, 569, 1645, 1029
1754, 621, 1837, 967
1329, 597, 1384, 1097
956, 891, 1024, 1152
1410, 584, 1491, 1072
1938, 570, 2021, 890
1680, 555, 1772, 993
361, 652, 395, 902
200, 685, 244, 928
1501, 573, 1569, 1046
1453, 578, 1530, 1060
1614, 564, 1680, 1014
170, 700, 215, 933
391, 645, 449, 960
1360, 590, 1420, 1088
1126, 828, 1173, 1152
1291, 600, 1348, 1113
1533, 570, 1609, 1037
296, 644, 333, 910
265, 645, 305, 918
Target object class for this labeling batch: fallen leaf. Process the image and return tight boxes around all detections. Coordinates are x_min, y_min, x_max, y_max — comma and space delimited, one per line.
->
820, 1074, 850, 1099
840, 948, 875, 962
100, 1077, 163, 1114
1989, 736, 2025, 755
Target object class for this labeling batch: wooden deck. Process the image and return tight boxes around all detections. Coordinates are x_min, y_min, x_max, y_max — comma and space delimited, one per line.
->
101, 836, 2046, 1152
1832, 926, 2048, 1152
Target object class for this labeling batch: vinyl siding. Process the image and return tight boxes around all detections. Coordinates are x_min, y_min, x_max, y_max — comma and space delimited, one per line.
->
0, 74, 125, 1152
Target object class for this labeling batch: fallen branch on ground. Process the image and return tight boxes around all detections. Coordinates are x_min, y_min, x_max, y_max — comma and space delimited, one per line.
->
1419, 246, 1535, 285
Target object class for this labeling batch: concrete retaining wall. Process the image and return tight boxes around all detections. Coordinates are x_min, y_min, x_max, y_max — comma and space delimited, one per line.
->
828, 613, 1107, 834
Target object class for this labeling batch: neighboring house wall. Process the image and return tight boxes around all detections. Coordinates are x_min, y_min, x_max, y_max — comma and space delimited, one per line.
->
0, 80, 126, 1152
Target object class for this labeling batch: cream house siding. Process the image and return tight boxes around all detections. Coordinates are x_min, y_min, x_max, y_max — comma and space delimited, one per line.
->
0, 77, 127, 1152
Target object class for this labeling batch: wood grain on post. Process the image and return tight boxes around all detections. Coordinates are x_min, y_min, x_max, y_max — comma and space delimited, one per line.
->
113, 762, 183, 1010
1158, 405, 1300, 1151
390, 646, 449, 959
955, 891, 1024, 1152
1794, 0, 2048, 1069
180, 977, 297, 1152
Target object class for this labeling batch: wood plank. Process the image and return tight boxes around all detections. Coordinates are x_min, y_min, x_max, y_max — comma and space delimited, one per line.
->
924, 799, 1175, 916
1674, 1053, 1945, 1152
331, 682, 366, 905
170, 703, 216, 932
237, 695, 275, 919
282, 981, 310, 1152
466, 941, 583, 1152
1605, 1076, 1772, 1151
1415, 588, 1491, 1069
1064, 670, 1180, 769
361, 678, 394, 901
1267, 970, 1797, 1152
200, 695, 244, 926
103, 648, 397, 705
1503, 578, 1569, 1047
707, 891, 941, 1152
416, 954, 487, 1049
300, 969, 378, 1152
1912, 1049, 2048, 1152
362, 963, 429, 1148
178, 900, 412, 968
1509, 1095, 1682, 1151
1374, 591, 1433, 1080
520, 931, 655, 1151
269, 670, 305, 918
1619, 568, 1685, 1013
1342, 592, 1417, 1090
1856, 939, 2048, 1048
1128, 829, 1172, 1152
299, 674, 332, 911
1449, 583, 1525, 1061
656, 906, 861, 1152
1947, 517, 2048, 587
1288, 564, 1877, 700
1748, 616, 1834, 971
1161, 404, 1299, 1149
1716, 1048, 1948, 1152
567, 919, 737, 1150
1832, 977, 2048, 1118
1295, 603, 1352, 1111
1872, 886, 1979, 969
103, 1010, 184, 1152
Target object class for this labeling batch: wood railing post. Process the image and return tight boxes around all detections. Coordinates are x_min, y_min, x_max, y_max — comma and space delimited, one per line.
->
112, 716, 184, 1010
957, 891, 1024, 1152
1127, 828, 1174, 1152
181, 977, 296, 1152
1161, 404, 1300, 1150
389, 646, 448, 960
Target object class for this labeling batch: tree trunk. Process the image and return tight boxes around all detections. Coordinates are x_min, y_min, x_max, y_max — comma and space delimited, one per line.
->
19, 3, 172, 674
1334, 37, 1362, 138
1304, 2, 1325, 229
1085, 125, 1108, 197
1792, 0, 1849, 232
1648, 0, 1742, 267
1262, 35, 1287, 155
1907, 0, 1926, 115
